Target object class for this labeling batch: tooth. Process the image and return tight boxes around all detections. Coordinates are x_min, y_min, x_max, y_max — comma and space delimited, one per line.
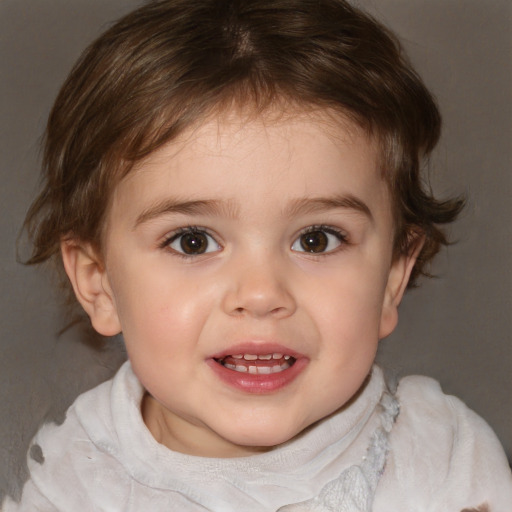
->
248, 366, 258, 374
272, 365, 283, 373
235, 365, 248, 373
284, 355, 291, 360
257, 366, 272, 374
224, 363, 236, 370
280, 361, 291, 371
258, 354, 272, 360
244, 354, 258, 361
232, 354, 243, 359
272, 353, 283, 359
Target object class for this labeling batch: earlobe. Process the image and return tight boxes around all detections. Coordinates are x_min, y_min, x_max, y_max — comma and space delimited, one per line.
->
378, 235, 425, 339
61, 240, 121, 337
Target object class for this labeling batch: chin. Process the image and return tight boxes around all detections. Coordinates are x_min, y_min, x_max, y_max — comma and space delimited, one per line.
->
222, 422, 305, 452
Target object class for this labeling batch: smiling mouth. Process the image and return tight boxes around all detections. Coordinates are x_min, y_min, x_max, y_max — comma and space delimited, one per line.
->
214, 353, 296, 375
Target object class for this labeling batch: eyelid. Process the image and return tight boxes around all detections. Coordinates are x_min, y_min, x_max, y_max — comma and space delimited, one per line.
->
160, 226, 222, 256
291, 224, 349, 254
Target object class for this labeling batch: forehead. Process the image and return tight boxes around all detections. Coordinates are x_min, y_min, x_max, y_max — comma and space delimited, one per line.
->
108, 107, 390, 225
131, 107, 380, 181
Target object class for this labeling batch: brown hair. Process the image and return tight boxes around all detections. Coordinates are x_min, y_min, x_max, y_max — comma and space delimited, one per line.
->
24, 0, 463, 288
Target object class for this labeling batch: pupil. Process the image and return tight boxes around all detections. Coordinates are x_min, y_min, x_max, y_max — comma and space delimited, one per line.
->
300, 231, 328, 253
181, 232, 207, 254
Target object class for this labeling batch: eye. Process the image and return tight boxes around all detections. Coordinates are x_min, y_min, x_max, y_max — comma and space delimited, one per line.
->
291, 227, 346, 254
166, 228, 220, 256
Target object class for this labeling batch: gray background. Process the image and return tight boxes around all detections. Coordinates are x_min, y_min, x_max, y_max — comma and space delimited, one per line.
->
1, 0, 511, 501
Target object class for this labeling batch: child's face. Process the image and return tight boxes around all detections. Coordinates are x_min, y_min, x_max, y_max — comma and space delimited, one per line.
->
76, 109, 415, 457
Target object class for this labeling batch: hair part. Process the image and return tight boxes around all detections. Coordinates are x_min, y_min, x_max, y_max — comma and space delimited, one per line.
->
24, 0, 464, 291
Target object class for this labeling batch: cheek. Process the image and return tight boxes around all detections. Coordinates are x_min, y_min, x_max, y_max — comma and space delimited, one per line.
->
108, 264, 213, 347
307, 258, 389, 330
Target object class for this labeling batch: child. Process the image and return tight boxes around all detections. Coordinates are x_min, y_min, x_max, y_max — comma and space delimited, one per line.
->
4, 0, 512, 510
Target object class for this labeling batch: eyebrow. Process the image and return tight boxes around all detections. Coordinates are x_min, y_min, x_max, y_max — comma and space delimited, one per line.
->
134, 198, 238, 228
284, 195, 373, 221
134, 193, 372, 228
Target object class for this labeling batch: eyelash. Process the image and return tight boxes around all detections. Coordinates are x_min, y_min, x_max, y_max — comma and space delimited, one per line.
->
160, 226, 221, 258
159, 224, 349, 258
292, 225, 349, 255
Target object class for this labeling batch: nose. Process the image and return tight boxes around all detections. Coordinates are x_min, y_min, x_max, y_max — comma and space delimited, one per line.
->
221, 255, 297, 319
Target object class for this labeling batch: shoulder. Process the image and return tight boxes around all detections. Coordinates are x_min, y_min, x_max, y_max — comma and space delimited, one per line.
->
4, 368, 133, 511
374, 375, 512, 511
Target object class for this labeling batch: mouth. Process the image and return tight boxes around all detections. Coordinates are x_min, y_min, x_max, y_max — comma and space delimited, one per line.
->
214, 353, 296, 375
208, 345, 305, 393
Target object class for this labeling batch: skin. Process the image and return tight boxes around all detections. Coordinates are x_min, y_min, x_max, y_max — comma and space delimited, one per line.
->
62, 108, 420, 458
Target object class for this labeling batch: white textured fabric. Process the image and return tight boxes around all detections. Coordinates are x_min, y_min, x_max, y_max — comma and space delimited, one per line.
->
279, 391, 399, 512
3, 362, 512, 511
374, 375, 512, 511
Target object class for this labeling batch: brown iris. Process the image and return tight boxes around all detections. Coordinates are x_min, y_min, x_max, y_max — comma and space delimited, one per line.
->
180, 232, 208, 254
300, 231, 328, 253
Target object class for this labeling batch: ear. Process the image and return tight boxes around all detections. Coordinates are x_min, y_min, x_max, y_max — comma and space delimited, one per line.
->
61, 239, 122, 337
378, 235, 425, 339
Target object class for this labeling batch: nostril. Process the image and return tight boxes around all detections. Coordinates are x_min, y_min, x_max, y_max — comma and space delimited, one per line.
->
223, 279, 297, 318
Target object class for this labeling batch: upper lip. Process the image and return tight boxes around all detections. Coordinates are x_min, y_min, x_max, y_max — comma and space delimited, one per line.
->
209, 342, 303, 360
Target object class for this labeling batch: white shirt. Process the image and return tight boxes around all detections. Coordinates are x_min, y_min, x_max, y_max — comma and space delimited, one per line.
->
3, 362, 512, 511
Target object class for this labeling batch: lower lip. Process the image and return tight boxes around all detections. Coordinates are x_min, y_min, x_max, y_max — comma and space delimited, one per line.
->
206, 358, 308, 394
